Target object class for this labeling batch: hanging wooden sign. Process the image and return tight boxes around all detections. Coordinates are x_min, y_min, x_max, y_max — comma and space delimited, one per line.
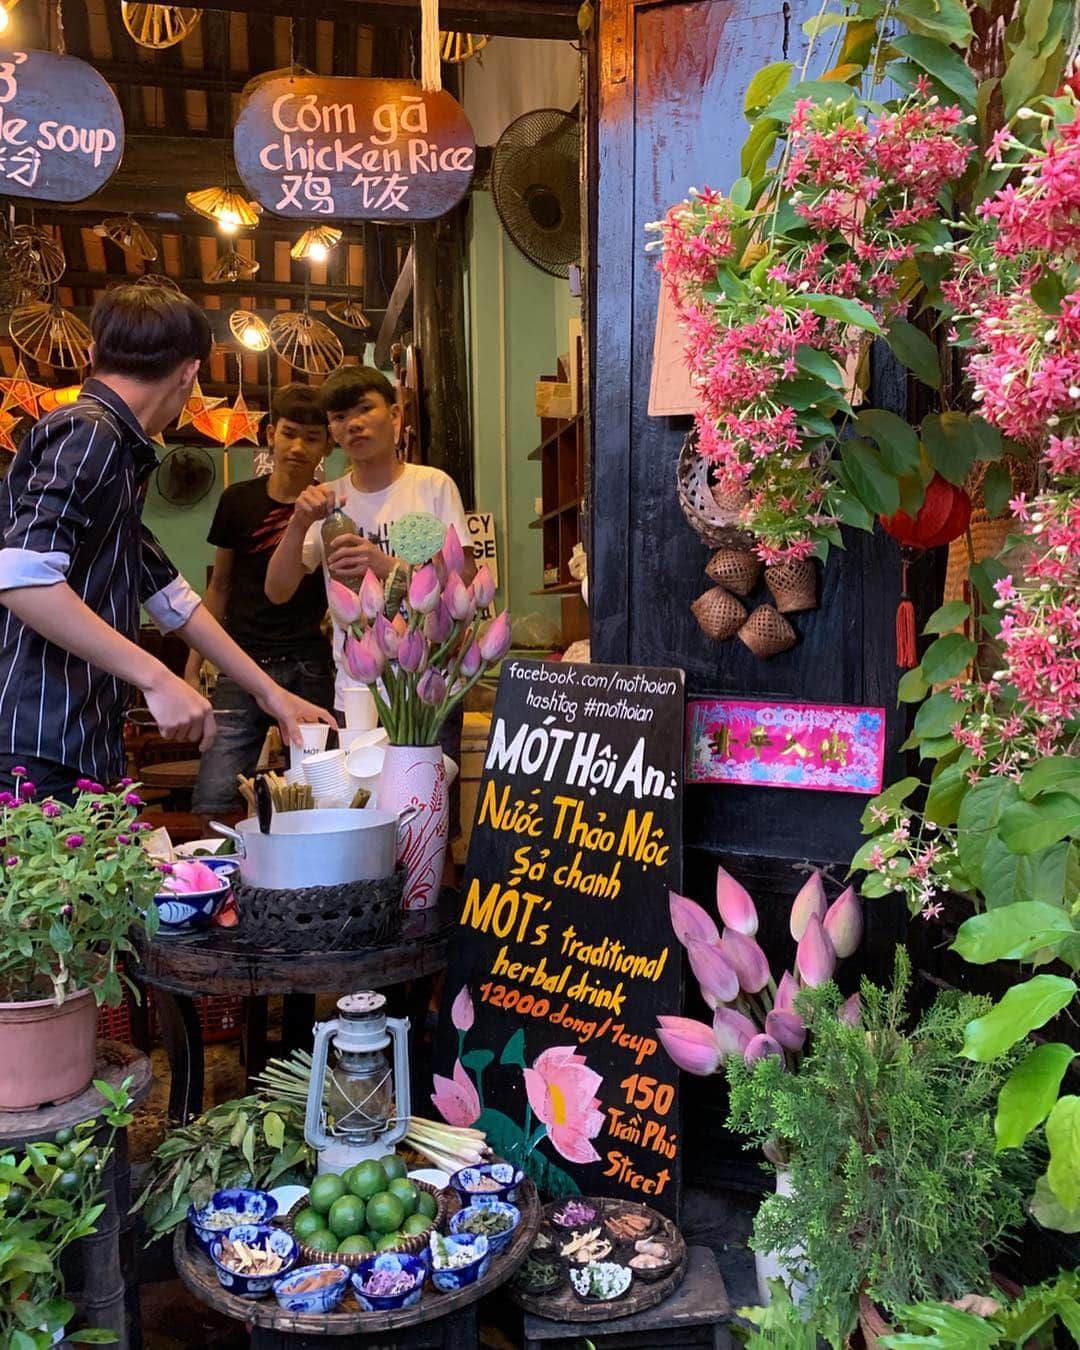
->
233, 76, 476, 221
433, 658, 685, 1216
0, 50, 124, 202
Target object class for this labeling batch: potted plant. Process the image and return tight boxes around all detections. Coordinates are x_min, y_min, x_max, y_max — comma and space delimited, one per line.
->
327, 516, 511, 909
0, 1078, 132, 1348
727, 951, 1039, 1347
0, 771, 161, 1110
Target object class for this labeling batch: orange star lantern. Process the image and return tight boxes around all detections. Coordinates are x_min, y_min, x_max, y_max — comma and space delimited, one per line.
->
192, 391, 265, 448
176, 378, 225, 431
0, 362, 50, 419
0, 407, 19, 454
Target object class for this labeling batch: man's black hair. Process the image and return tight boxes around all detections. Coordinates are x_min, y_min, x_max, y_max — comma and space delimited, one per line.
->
90, 284, 212, 382
271, 381, 328, 429
319, 365, 396, 414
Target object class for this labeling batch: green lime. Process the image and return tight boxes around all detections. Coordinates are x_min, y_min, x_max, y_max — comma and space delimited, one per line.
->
340, 1165, 357, 1191
80, 1149, 99, 1172
365, 1192, 405, 1235
55, 1149, 76, 1170
328, 1194, 366, 1240
416, 1191, 437, 1221
379, 1153, 407, 1182
347, 1159, 388, 1201
53, 1128, 74, 1147
338, 1234, 374, 1255
309, 1173, 348, 1215
387, 1178, 418, 1216
402, 1213, 432, 1236
293, 1207, 324, 1242
4, 1185, 27, 1212
57, 1170, 81, 1196
306, 1228, 340, 1254
376, 1233, 404, 1252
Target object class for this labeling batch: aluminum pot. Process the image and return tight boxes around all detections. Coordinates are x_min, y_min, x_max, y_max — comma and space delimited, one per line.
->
209, 807, 419, 890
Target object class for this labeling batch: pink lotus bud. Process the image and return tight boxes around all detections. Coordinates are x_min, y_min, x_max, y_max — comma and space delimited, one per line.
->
657, 1015, 721, 1076
417, 668, 448, 706
444, 572, 474, 623
715, 864, 758, 936
774, 970, 800, 1011
669, 891, 720, 947
789, 869, 827, 940
686, 940, 739, 1008
360, 568, 385, 622
472, 564, 495, 609
823, 885, 863, 959
460, 642, 482, 679
721, 929, 771, 994
796, 913, 836, 987
397, 628, 428, 674
766, 1008, 806, 1052
744, 1034, 785, 1066
424, 601, 453, 645
345, 631, 384, 684
408, 563, 441, 615
441, 524, 466, 577
162, 859, 221, 894
328, 578, 363, 627
392, 613, 407, 636
374, 612, 401, 660
478, 610, 512, 663
712, 1006, 757, 1057
838, 993, 861, 1027
451, 985, 474, 1032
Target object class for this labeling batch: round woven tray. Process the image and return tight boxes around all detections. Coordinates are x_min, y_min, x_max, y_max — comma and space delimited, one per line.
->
283, 1180, 447, 1267
234, 868, 405, 952
676, 434, 754, 550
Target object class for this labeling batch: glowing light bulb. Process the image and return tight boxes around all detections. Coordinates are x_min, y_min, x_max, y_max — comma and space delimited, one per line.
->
217, 209, 241, 236
308, 241, 328, 263
0, 8, 10, 35
241, 324, 262, 348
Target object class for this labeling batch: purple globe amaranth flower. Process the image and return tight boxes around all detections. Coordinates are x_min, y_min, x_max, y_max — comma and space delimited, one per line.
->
360, 568, 386, 622
715, 864, 758, 936
124, 792, 143, 807
441, 524, 466, 577
720, 928, 771, 994
408, 563, 441, 615
60, 903, 73, 918
10, 766, 26, 776
374, 612, 401, 660
823, 885, 863, 959
117, 833, 131, 844
712, 1006, 757, 1057
75, 778, 95, 792
41, 801, 61, 818
478, 611, 512, 663
789, 869, 827, 940
5, 856, 17, 867
669, 891, 720, 947
472, 564, 495, 609
444, 572, 473, 623
796, 913, 836, 987
744, 1033, 785, 1066
838, 993, 862, 1026
450, 984, 474, 1032
64, 833, 84, 849
657, 1015, 721, 1076
344, 632, 384, 684
460, 641, 483, 680
328, 577, 364, 627
0, 792, 15, 808
774, 970, 800, 1011
397, 628, 428, 674
765, 1008, 807, 1052
416, 668, 448, 706
17, 781, 35, 799
686, 939, 739, 1008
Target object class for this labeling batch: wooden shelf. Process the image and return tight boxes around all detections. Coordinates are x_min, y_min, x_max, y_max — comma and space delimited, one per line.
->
527, 415, 583, 461
528, 499, 580, 529
531, 581, 583, 596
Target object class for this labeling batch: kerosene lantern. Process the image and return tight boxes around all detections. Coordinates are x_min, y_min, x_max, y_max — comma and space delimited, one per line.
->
304, 992, 412, 1175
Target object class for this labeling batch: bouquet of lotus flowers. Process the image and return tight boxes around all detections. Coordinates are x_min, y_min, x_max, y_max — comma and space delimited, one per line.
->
327, 520, 512, 747
657, 865, 862, 1074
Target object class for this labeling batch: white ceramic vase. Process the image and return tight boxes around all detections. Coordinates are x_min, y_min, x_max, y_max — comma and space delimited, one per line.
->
378, 744, 448, 910
754, 1166, 814, 1306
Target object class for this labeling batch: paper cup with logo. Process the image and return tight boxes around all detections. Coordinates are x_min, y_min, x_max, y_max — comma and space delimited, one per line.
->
289, 721, 330, 770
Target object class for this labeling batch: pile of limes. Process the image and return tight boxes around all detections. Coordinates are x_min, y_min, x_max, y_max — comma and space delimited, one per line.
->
292, 1154, 437, 1256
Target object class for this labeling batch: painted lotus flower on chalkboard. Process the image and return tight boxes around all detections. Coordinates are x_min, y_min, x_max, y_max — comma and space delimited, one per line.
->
432, 987, 602, 1196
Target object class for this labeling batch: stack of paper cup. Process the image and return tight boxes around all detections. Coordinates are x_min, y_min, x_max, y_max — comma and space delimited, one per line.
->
342, 686, 378, 731
283, 764, 306, 787
289, 722, 330, 771
302, 749, 353, 806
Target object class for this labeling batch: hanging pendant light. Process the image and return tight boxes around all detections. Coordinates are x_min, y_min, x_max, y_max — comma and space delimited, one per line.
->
121, 3, 202, 49
291, 225, 342, 264
269, 311, 344, 375
185, 186, 260, 235
94, 216, 158, 262
326, 297, 371, 331
229, 310, 271, 351
9, 302, 92, 370
205, 247, 260, 284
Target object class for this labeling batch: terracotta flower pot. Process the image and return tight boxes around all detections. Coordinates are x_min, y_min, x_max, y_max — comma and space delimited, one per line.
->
0, 986, 98, 1110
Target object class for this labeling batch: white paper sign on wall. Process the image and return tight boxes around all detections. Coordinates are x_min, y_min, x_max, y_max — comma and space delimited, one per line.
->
467, 510, 498, 617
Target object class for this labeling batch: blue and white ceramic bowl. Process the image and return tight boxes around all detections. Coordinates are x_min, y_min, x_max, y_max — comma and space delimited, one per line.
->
350, 1252, 427, 1311
209, 1225, 298, 1298
188, 1188, 278, 1256
153, 876, 231, 933
449, 1200, 520, 1256
448, 1162, 524, 1207
272, 1264, 351, 1314
428, 1233, 490, 1293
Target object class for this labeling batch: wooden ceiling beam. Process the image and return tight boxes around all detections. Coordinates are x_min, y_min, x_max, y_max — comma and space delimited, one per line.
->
55, 270, 380, 304
89, 58, 252, 95
179, 0, 580, 40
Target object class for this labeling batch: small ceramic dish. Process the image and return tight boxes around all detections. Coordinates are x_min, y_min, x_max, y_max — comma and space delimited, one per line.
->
188, 1188, 278, 1256
550, 1197, 603, 1231
153, 876, 231, 933
428, 1232, 491, 1293
209, 1225, 298, 1298
569, 1260, 633, 1303
449, 1200, 520, 1256
272, 1263, 351, 1314
513, 1251, 565, 1296
627, 1236, 678, 1283
350, 1253, 427, 1312
603, 1204, 657, 1244
448, 1162, 524, 1207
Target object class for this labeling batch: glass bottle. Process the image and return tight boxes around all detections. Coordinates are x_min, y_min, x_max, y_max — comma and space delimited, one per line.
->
321, 506, 361, 592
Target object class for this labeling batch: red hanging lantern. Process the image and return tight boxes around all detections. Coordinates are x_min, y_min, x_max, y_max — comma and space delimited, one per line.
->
879, 474, 972, 668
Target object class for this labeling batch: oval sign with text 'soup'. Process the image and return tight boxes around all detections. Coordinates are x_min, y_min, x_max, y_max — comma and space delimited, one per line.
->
0, 49, 124, 202
233, 76, 476, 222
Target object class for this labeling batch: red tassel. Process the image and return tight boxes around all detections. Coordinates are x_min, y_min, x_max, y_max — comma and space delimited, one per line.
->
896, 553, 917, 669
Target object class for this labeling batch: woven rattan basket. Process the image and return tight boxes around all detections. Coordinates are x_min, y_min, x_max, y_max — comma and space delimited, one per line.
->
765, 558, 818, 613
676, 435, 754, 549
691, 586, 747, 641
235, 868, 405, 952
705, 547, 762, 596
737, 604, 796, 659
283, 1180, 447, 1268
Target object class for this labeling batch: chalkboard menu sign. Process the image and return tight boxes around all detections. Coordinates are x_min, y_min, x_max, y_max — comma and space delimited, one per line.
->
233, 77, 475, 221
433, 659, 685, 1216
0, 50, 123, 202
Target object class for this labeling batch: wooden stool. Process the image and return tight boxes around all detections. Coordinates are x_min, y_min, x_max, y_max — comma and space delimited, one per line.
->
523, 1246, 733, 1349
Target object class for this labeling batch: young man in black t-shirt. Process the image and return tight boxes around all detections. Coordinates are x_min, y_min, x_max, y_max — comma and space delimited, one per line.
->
190, 384, 335, 817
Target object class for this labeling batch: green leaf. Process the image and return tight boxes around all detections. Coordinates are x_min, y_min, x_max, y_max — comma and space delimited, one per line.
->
1031, 268, 1066, 315
802, 11, 851, 36
891, 35, 977, 106
744, 61, 794, 115
879, 1303, 1000, 1348
262, 1111, 285, 1151
897, 0, 973, 45
841, 439, 900, 515
924, 761, 969, 827
923, 599, 970, 634
999, 793, 1080, 855
730, 175, 752, 208
795, 345, 844, 386
922, 411, 979, 484
1021, 757, 1080, 801
982, 461, 1013, 517
921, 633, 977, 683
1046, 1096, 1080, 1211
500, 1028, 527, 1068
996, 1043, 1076, 1150
952, 901, 1077, 963
460, 1048, 495, 1073
1002, 46, 1049, 118
913, 689, 964, 740
763, 80, 855, 123
801, 293, 883, 334
741, 118, 779, 179
970, 416, 1003, 460
887, 318, 941, 389
860, 777, 920, 831
856, 408, 921, 476
962, 976, 1077, 1061
1030, 1171, 1080, 1233
67, 1333, 120, 1344
897, 668, 929, 703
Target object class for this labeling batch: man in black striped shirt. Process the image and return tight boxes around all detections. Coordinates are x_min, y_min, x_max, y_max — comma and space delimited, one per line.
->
0, 285, 335, 802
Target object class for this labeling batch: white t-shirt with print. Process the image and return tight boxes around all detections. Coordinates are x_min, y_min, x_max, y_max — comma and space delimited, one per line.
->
302, 462, 471, 708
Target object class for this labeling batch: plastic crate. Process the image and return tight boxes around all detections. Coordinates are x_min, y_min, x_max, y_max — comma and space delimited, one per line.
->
97, 987, 243, 1046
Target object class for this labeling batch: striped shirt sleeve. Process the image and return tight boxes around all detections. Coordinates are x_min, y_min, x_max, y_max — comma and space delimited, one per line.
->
139, 523, 201, 632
